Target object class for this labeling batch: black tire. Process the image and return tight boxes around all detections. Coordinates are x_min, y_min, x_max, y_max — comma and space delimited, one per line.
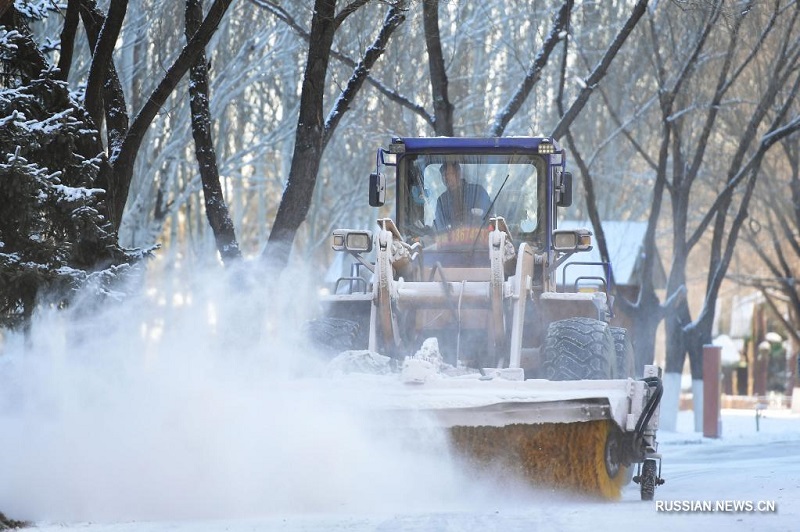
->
640, 458, 657, 501
304, 317, 361, 354
542, 317, 616, 380
610, 326, 636, 379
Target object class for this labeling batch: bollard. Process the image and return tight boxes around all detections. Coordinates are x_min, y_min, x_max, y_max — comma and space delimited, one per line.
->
755, 403, 766, 432
703, 345, 722, 438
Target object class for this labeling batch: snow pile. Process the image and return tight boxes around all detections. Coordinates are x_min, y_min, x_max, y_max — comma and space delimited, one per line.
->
0, 266, 501, 524
327, 350, 391, 376
401, 337, 444, 383
399, 338, 497, 383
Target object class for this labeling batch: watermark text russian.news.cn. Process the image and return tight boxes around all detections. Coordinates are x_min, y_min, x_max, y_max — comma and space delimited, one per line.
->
655, 500, 777, 513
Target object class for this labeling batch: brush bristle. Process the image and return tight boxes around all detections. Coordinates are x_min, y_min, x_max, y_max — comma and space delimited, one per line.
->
449, 420, 627, 500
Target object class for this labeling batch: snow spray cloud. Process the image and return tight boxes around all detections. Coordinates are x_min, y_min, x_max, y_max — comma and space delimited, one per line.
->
0, 261, 524, 523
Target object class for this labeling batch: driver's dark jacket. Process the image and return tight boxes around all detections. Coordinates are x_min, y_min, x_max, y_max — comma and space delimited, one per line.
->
434, 180, 491, 231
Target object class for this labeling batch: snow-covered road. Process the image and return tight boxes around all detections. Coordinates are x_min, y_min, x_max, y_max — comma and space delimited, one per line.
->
23, 409, 800, 532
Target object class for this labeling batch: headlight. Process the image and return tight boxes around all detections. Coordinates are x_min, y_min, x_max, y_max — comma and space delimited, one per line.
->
553, 231, 577, 249
553, 228, 592, 252
538, 139, 555, 154
332, 229, 373, 253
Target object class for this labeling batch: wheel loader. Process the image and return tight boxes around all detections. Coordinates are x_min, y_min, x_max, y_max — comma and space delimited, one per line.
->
314, 136, 664, 500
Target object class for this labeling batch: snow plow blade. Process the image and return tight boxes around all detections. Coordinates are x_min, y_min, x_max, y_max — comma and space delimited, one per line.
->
378, 367, 663, 500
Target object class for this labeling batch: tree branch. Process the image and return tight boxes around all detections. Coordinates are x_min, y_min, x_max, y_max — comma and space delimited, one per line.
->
683, 4, 750, 191
694, 102, 800, 332
693, 168, 760, 332
687, 76, 800, 250
0, 7, 50, 81
334, 0, 369, 28
772, 178, 800, 259
719, 1, 779, 95
762, 289, 800, 347
250, 0, 434, 126
84, 0, 128, 131
551, 0, 649, 140
56, 0, 80, 81
323, 1, 407, 147
489, 1, 572, 137
554, 8, 614, 286
655, 2, 722, 119
592, 80, 658, 170
185, 0, 241, 264
262, 0, 338, 265
0, 0, 12, 18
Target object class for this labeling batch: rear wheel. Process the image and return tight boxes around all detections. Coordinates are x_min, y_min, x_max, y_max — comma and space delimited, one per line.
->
304, 317, 362, 354
542, 317, 616, 380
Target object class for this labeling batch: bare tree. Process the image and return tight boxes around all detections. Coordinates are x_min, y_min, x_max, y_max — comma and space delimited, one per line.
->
258, 0, 408, 270
185, 0, 241, 265
31, 0, 234, 232
662, 2, 800, 397
740, 138, 800, 350
568, 0, 800, 427
551, 0, 649, 138
105, 0, 234, 230
487, 1, 573, 137
115, 7, 301, 258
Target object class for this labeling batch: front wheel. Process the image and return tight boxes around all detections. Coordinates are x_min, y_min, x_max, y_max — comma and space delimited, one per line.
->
542, 317, 616, 380
639, 458, 658, 501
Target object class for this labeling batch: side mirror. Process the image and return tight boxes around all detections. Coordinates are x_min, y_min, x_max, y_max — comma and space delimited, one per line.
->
369, 172, 386, 207
557, 171, 573, 207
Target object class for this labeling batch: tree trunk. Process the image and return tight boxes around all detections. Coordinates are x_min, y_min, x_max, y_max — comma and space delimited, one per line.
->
618, 284, 664, 374
551, 0, 649, 140
84, 0, 128, 131
260, 0, 405, 269
185, 0, 241, 265
56, 0, 80, 80
108, 0, 234, 230
0, 0, 12, 18
78, 0, 130, 156
261, 0, 337, 269
554, 0, 661, 373
422, 0, 454, 136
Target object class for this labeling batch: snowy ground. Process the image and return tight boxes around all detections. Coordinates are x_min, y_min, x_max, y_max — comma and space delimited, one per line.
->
14, 408, 800, 532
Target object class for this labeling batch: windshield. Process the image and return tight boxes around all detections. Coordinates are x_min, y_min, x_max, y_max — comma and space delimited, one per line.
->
398, 153, 543, 246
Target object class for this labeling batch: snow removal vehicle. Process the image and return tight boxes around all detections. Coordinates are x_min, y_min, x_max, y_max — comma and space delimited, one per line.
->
315, 137, 664, 500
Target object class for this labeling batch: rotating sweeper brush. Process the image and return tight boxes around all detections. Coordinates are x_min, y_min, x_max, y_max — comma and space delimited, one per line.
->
394, 357, 664, 500
453, 420, 635, 499
312, 137, 666, 500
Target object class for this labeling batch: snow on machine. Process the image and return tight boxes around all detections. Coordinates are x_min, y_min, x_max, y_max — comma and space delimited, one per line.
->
312, 137, 664, 500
